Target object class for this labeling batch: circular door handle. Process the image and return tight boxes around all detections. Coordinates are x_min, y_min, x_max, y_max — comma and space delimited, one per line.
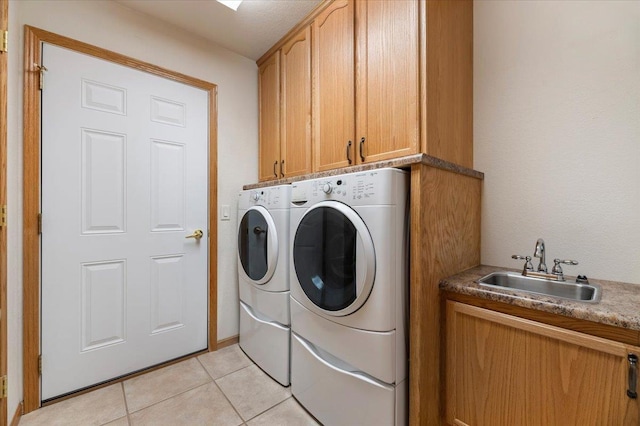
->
185, 229, 204, 240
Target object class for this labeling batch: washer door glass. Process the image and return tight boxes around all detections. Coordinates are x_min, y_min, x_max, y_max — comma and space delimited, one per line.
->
293, 201, 375, 315
238, 206, 278, 284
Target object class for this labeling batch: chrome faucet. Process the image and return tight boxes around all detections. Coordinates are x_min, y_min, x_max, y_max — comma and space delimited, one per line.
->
534, 238, 547, 272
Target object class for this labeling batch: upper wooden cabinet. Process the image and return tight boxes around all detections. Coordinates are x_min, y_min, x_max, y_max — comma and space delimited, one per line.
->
281, 26, 312, 179
258, 0, 473, 178
312, 0, 355, 172
258, 53, 281, 181
258, 27, 311, 182
355, 0, 420, 164
445, 301, 640, 425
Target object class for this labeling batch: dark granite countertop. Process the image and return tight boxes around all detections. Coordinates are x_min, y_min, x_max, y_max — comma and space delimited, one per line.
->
440, 265, 640, 331
243, 153, 484, 190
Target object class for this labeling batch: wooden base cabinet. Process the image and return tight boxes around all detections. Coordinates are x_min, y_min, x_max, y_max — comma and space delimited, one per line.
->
445, 301, 640, 425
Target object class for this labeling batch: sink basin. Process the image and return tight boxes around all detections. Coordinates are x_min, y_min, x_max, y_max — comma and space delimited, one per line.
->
478, 272, 601, 303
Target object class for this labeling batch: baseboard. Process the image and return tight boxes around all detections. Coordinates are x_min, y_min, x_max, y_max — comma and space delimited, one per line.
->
10, 402, 23, 426
217, 335, 239, 350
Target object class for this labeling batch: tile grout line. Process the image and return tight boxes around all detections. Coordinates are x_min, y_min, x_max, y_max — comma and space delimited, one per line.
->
243, 395, 295, 423
120, 382, 133, 425
196, 354, 247, 425
213, 362, 294, 422
124, 359, 214, 416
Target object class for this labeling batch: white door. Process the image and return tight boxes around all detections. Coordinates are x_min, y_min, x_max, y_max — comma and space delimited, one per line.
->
41, 43, 209, 400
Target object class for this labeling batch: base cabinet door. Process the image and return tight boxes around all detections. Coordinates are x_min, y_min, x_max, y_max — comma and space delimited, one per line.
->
445, 301, 640, 426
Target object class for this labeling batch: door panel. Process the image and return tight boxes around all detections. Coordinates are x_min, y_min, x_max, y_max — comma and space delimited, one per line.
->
356, 0, 419, 163
41, 43, 208, 400
281, 26, 311, 178
258, 53, 281, 181
81, 129, 126, 234
312, 0, 355, 172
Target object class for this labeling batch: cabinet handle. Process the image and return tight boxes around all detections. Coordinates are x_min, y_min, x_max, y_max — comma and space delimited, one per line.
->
273, 161, 278, 178
359, 137, 365, 162
280, 160, 285, 178
346, 140, 352, 164
629, 354, 638, 399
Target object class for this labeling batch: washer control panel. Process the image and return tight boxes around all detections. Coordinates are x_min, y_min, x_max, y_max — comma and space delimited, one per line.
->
291, 169, 407, 207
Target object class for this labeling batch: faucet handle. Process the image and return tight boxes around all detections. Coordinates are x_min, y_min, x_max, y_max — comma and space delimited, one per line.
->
551, 259, 579, 281
512, 255, 534, 274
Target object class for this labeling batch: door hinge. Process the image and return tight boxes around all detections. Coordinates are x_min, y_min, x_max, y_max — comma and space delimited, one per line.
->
38, 355, 42, 376
1, 375, 7, 399
38, 213, 42, 234
0, 205, 6, 227
1, 30, 8, 53
35, 63, 48, 90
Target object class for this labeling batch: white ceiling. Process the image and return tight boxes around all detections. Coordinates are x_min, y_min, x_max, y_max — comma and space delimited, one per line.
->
115, 0, 322, 61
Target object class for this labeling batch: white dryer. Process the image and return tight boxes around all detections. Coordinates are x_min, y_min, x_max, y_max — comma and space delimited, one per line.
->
289, 168, 409, 425
237, 185, 291, 386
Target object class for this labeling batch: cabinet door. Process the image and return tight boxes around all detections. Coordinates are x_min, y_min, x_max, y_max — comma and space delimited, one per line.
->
258, 52, 281, 182
280, 26, 311, 179
312, 0, 355, 172
355, 0, 419, 163
446, 301, 640, 425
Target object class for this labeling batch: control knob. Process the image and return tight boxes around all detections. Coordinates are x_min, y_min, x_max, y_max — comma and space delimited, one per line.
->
252, 193, 260, 202
322, 182, 333, 194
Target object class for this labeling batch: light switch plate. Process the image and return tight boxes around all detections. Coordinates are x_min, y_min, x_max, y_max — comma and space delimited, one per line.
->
221, 205, 230, 221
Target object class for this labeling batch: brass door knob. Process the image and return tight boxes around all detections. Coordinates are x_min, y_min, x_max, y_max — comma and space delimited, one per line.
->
185, 229, 204, 240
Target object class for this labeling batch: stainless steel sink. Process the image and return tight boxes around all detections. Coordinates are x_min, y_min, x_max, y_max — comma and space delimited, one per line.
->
478, 272, 601, 303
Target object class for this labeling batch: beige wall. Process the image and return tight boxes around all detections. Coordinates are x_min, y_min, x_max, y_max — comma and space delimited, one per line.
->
475, 1, 640, 284
7, 0, 258, 420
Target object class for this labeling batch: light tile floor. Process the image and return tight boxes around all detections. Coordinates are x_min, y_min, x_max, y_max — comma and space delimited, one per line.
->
20, 345, 320, 426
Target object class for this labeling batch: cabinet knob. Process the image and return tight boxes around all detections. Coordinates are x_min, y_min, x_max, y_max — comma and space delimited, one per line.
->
280, 160, 285, 178
273, 160, 278, 178
359, 137, 366, 162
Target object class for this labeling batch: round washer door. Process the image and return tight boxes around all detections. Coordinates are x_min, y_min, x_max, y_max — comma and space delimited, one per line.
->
237, 206, 278, 285
293, 201, 375, 316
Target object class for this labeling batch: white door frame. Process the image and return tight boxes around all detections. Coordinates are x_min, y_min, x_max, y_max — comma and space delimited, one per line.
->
22, 26, 218, 414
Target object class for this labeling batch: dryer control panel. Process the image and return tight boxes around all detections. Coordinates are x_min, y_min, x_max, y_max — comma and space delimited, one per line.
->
238, 185, 292, 210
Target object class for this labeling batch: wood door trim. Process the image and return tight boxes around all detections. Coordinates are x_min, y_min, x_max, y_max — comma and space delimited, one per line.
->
22, 25, 218, 413
0, 0, 8, 423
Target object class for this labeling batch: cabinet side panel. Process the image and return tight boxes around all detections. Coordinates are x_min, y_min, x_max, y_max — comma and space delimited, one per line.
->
258, 53, 281, 181
409, 165, 481, 425
312, 0, 355, 172
425, 0, 473, 168
281, 26, 311, 178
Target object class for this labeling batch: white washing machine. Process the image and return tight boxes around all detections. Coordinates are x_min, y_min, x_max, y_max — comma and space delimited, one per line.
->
289, 168, 409, 425
237, 185, 291, 386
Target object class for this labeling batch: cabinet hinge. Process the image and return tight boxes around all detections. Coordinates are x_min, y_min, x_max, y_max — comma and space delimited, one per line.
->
38, 355, 42, 376
1, 375, 7, 399
0, 205, 6, 227
38, 213, 42, 234
1, 30, 8, 53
